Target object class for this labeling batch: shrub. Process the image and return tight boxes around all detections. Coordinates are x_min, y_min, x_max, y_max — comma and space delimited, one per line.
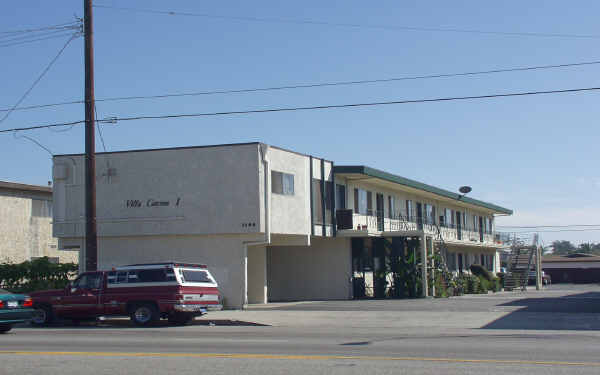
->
0, 257, 78, 293
469, 264, 493, 281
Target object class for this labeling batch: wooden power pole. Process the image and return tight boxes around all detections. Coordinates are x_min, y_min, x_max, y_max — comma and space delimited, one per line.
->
84, 0, 97, 271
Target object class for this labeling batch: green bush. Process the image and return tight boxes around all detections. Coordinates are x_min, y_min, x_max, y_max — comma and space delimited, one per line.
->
0, 257, 78, 293
469, 264, 493, 281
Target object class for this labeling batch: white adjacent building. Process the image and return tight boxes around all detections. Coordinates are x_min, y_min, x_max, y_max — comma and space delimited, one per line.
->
52, 142, 512, 308
0, 181, 77, 264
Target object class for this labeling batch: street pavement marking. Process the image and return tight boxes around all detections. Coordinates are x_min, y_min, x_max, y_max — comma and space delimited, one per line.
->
0, 351, 599, 367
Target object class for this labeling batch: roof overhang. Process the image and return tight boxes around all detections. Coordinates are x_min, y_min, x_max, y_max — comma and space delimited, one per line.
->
334, 166, 512, 215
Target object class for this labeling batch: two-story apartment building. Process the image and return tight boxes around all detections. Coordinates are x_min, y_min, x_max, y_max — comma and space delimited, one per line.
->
0, 181, 77, 264
51, 142, 511, 308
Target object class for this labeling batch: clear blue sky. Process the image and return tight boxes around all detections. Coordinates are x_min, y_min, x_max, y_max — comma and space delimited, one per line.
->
1, 1, 599, 246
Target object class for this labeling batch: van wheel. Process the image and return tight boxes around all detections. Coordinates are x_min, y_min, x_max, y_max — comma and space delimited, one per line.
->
31, 305, 54, 326
0, 324, 12, 333
168, 313, 194, 326
130, 304, 159, 326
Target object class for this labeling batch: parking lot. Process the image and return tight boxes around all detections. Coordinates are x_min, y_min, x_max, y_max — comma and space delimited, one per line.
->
2, 284, 600, 375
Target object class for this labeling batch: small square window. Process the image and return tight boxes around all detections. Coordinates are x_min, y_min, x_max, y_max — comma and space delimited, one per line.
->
272, 170, 294, 196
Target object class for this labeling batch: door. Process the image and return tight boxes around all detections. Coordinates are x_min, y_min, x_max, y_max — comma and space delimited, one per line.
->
416, 203, 423, 230
376, 194, 384, 231
60, 272, 104, 318
479, 217, 484, 242
456, 211, 462, 240
458, 253, 464, 273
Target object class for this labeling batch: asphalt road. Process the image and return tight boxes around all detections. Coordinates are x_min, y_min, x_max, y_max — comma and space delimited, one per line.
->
1, 284, 600, 375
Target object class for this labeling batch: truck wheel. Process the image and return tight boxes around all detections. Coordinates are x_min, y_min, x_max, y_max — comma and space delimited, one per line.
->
130, 304, 159, 326
31, 305, 54, 326
168, 313, 194, 326
0, 324, 12, 333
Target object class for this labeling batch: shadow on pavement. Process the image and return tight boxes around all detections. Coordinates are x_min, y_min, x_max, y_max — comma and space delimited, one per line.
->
482, 292, 600, 330
18, 319, 270, 329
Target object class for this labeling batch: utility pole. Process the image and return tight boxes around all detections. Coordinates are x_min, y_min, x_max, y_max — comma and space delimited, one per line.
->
84, 0, 97, 271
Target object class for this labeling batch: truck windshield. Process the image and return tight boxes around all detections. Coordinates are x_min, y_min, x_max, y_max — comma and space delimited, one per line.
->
181, 270, 212, 283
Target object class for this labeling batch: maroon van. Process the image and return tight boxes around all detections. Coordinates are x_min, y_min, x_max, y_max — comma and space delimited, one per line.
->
30, 262, 222, 326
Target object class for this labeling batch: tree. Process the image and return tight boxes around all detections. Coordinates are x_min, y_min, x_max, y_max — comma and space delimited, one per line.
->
577, 243, 594, 254
551, 240, 576, 255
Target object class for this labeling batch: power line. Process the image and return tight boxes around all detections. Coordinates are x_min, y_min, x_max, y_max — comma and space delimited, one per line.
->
0, 33, 79, 126
3, 59, 600, 113
498, 224, 600, 229
93, 4, 600, 40
0, 21, 80, 35
1, 85, 600, 134
0, 28, 78, 42
508, 228, 600, 234
0, 32, 78, 48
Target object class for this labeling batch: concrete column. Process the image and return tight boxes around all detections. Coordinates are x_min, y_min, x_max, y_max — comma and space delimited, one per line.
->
421, 235, 428, 297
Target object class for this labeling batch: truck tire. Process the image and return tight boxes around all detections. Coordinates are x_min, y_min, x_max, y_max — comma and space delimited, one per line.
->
168, 313, 194, 326
130, 303, 159, 326
31, 305, 54, 326
0, 324, 12, 333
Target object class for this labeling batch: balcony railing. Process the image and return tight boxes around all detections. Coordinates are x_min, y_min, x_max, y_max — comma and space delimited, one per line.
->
336, 209, 499, 245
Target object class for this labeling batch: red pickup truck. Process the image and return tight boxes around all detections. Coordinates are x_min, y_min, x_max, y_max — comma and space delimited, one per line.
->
30, 262, 222, 326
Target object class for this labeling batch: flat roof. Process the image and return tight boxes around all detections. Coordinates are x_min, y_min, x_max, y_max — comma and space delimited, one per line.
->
543, 254, 600, 263
0, 180, 52, 194
334, 165, 513, 215
54, 142, 333, 163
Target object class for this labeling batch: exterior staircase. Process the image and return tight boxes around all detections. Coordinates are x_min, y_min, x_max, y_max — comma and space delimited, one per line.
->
504, 246, 535, 291
432, 223, 451, 296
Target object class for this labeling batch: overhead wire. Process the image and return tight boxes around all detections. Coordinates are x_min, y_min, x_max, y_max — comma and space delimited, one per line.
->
0, 32, 80, 126
1, 85, 600, 134
0, 21, 80, 35
93, 4, 600, 39
3, 59, 600, 113
497, 224, 600, 228
0, 32, 78, 48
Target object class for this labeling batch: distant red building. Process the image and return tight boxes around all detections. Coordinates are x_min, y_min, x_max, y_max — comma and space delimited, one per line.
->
543, 253, 600, 283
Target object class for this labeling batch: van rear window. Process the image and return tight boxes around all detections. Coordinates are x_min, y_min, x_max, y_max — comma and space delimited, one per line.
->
181, 270, 212, 283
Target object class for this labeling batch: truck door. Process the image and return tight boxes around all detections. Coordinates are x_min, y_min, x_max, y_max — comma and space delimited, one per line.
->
62, 272, 104, 318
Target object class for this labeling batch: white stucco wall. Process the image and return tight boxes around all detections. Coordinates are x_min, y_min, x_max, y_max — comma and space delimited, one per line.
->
267, 236, 351, 301
53, 143, 262, 238
267, 147, 311, 236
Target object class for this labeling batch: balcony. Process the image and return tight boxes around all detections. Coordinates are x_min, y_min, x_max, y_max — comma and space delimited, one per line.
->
336, 209, 501, 247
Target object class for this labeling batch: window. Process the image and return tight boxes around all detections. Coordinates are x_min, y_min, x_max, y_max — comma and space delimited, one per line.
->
367, 191, 373, 216
447, 252, 457, 271
180, 269, 212, 283
137, 269, 168, 282
73, 273, 102, 289
388, 196, 395, 219
354, 188, 368, 215
406, 200, 413, 221
271, 171, 294, 195
473, 215, 478, 231
336, 184, 346, 210
425, 204, 435, 225
312, 179, 323, 224
312, 179, 333, 224
444, 209, 453, 228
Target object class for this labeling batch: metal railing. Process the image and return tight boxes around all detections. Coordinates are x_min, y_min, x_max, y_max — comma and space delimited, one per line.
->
337, 210, 499, 244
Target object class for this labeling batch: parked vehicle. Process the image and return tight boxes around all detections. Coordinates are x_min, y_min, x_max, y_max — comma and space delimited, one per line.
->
0, 288, 34, 333
30, 262, 221, 326
528, 270, 551, 285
